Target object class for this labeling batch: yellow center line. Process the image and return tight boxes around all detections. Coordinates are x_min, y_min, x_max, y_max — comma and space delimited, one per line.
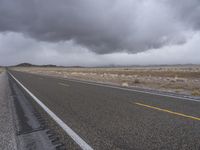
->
135, 102, 200, 121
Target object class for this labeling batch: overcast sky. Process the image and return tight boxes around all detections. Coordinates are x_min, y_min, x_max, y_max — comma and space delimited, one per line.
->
0, 0, 200, 66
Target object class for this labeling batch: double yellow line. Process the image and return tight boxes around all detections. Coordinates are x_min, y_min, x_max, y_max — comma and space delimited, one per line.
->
135, 102, 200, 121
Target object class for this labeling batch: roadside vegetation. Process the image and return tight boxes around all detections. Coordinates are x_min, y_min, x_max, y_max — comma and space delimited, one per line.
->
13, 65, 200, 96
191, 89, 200, 96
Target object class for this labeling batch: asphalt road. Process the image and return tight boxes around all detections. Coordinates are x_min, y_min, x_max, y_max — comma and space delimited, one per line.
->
9, 70, 200, 150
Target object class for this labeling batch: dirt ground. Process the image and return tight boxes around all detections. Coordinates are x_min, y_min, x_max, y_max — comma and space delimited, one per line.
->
12, 66, 200, 96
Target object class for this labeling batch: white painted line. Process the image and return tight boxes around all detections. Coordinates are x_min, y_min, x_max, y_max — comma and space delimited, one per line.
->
9, 72, 93, 150
62, 78, 200, 103
59, 82, 70, 87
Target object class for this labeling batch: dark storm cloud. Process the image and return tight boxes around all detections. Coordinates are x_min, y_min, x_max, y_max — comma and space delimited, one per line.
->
0, 0, 200, 54
168, 0, 200, 29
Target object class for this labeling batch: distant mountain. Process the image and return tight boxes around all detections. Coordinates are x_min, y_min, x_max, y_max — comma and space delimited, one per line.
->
13, 63, 86, 68
42, 64, 58, 67
14, 63, 58, 67
11, 63, 200, 68
65, 66, 84, 68
15, 63, 36, 67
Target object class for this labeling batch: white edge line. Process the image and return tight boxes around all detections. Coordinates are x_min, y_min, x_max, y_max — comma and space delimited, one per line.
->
62, 78, 200, 103
9, 72, 93, 150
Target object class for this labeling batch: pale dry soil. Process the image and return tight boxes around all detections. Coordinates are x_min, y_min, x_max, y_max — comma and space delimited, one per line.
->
13, 66, 200, 96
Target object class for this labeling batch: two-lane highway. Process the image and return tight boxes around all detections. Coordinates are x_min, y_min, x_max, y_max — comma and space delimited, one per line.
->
10, 70, 200, 149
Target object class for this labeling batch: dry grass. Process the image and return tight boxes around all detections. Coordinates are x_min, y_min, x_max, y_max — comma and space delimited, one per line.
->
191, 89, 200, 96
12, 65, 200, 96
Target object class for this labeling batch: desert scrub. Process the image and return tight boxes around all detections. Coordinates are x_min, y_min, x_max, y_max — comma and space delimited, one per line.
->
191, 89, 200, 96
134, 78, 140, 84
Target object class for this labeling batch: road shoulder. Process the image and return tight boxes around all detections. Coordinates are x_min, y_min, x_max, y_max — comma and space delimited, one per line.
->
0, 72, 17, 150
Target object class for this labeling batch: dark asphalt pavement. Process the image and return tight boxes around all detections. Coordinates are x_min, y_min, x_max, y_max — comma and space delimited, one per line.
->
9, 70, 200, 150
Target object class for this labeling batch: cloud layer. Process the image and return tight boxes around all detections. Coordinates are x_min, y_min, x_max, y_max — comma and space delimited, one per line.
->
0, 32, 200, 66
0, 0, 200, 54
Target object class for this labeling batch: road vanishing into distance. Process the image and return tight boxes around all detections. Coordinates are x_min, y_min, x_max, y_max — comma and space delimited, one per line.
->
9, 70, 200, 150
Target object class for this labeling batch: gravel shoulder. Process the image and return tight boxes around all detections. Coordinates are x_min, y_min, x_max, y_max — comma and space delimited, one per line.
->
0, 72, 17, 150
